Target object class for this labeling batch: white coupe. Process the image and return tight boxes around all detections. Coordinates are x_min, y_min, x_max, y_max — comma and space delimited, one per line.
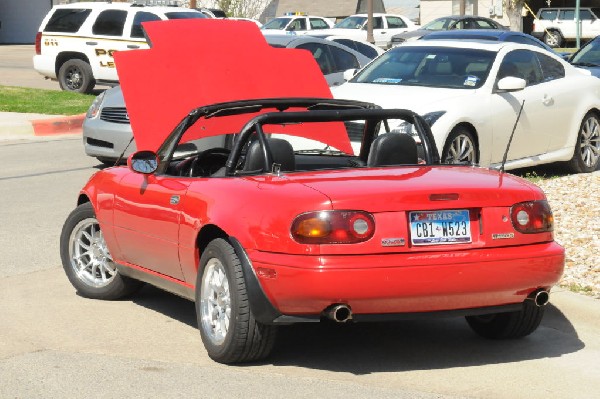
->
333, 40, 600, 173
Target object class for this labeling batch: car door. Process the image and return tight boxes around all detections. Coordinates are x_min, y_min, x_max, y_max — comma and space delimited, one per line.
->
489, 49, 554, 164
557, 9, 576, 39
579, 9, 599, 39
382, 15, 410, 43
88, 9, 132, 81
370, 17, 388, 47
111, 173, 190, 280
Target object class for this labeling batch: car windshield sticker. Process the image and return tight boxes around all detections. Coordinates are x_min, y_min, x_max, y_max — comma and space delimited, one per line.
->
114, 19, 352, 153
464, 75, 479, 87
373, 78, 402, 84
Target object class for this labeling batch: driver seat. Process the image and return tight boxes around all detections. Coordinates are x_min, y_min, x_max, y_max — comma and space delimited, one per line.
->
243, 138, 296, 173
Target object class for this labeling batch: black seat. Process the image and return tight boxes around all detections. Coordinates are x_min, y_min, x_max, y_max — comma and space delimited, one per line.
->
367, 133, 418, 167
243, 138, 295, 173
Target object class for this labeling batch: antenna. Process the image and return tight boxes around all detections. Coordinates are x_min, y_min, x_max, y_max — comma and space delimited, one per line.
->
500, 100, 525, 174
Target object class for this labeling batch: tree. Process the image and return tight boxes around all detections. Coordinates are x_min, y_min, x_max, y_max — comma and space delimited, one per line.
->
504, 0, 525, 32
214, 0, 267, 18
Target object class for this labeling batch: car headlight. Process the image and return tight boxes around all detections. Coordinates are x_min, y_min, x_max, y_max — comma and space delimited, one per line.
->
86, 91, 106, 119
391, 111, 446, 135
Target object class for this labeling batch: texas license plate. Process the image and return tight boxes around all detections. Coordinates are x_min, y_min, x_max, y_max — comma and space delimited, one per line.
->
409, 210, 471, 245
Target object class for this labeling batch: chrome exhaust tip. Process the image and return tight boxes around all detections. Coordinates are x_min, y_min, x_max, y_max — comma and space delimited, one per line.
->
530, 290, 550, 307
324, 304, 353, 323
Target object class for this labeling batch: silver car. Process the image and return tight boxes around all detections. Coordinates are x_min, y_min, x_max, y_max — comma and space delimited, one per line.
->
83, 37, 374, 164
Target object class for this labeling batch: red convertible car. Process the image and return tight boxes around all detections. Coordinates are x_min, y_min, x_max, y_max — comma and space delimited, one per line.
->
60, 20, 564, 364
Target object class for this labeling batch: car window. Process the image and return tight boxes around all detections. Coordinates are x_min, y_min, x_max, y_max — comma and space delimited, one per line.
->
473, 19, 496, 29
289, 18, 307, 31
310, 18, 329, 29
422, 17, 456, 30
367, 17, 383, 30
537, 52, 565, 82
498, 50, 543, 86
165, 12, 207, 19
539, 10, 558, 20
44, 8, 92, 33
92, 10, 127, 36
579, 9, 594, 20
354, 46, 496, 89
329, 45, 360, 72
386, 16, 407, 29
297, 42, 334, 74
131, 11, 161, 38
559, 10, 575, 20
571, 38, 600, 65
334, 16, 366, 29
334, 38, 379, 59
262, 17, 291, 30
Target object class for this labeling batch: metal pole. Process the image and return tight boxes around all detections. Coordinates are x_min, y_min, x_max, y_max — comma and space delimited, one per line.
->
576, 0, 581, 48
367, 0, 374, 44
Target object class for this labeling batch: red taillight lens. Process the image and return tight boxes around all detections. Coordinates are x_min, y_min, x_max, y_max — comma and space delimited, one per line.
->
510, 200, 554, 234
35, 32, 42, 55
291, 211, 375, 244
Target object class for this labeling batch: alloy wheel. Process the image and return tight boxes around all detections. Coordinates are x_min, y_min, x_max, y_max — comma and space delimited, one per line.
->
200, 258, 231, 346
444, 133, 476, 164
68, 217, 116, 288
580, 115, 600, 169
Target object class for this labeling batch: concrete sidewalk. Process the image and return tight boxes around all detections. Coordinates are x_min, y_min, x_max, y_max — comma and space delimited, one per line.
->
0, 112, 85, 140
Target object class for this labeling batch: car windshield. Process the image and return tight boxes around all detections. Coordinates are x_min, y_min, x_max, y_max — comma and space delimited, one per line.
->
571, 39, 600, 66
421, 17, 458, 31
262, 17, 291, 29
165, 12, 208, 19
334, 16, 366, 29
352, 46, 496, 89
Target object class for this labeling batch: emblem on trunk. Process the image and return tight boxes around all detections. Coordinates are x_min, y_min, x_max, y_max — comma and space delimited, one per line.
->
492, 233, 514, 240
382, 238, 405, 247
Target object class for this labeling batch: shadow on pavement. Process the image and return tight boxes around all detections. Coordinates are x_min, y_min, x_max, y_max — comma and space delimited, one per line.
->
132, 286, 584, 374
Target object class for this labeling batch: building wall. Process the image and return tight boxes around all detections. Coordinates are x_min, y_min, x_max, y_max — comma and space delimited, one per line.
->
0, 0, 52, 44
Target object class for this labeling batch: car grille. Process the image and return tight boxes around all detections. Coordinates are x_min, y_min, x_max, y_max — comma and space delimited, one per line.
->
344, 121, 365, 142
100, 107, 130, 124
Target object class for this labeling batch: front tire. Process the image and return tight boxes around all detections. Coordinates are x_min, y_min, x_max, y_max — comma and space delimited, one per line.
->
60, 202, 142, 299
567, 112, 600, 173
196, 238, 277, 364
58, 59, 96, 94
466, 300, 544, 339
442, 127, 478, 165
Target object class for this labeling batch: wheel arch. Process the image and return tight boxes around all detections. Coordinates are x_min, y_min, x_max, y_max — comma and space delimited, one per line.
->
196, 224, 229, 266
55, 52, 91, 77
77, 193, 91, 206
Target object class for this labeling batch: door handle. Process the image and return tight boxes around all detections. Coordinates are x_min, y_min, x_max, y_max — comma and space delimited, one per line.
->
85, 41, 98, 45
127, 44, 140, 49
542, 94, 554, 106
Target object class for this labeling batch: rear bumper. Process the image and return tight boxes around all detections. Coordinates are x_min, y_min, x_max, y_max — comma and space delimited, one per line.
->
33, 55, 56, 79
243, 242, 564, 319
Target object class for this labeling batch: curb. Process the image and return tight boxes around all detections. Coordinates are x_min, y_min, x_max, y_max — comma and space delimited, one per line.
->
31, 114, 85, 136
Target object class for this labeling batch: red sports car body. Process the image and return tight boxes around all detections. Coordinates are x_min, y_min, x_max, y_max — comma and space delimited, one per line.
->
60, 20, 564, 363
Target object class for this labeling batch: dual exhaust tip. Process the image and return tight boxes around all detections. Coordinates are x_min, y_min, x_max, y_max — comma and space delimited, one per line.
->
323, 290, 549, 322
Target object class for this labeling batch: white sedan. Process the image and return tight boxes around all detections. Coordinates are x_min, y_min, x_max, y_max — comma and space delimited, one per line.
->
333, 40, 600, 173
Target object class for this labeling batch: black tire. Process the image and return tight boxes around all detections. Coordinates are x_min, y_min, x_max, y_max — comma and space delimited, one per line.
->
442, 127, 479, 165
543, 30, 563, 48
566, 111, 600, 173
466, 301, 544, 339
196, 238, 277, 364
58, 59, 96, 94
60, 202, 142, 300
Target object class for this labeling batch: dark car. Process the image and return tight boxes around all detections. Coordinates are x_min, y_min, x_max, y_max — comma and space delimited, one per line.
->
569, 35, 600, 77
389, 15, 507, 47
421, 29, 555, 53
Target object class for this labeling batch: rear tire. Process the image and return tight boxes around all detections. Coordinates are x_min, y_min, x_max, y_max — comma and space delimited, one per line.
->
566, 111, 600, 173
196, 238, 277, 363
466, 300, 544, 339
58, 59, 96, 94
543, 30, 563, 48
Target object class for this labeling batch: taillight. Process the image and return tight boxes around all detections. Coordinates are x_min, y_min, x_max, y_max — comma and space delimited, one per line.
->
35, 32, 42, 55
291, 210, 375, 244
510, 200, 554, 234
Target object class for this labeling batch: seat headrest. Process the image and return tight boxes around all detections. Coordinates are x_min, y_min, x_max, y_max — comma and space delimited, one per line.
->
243, 138, 295, 173
367, 133, 418, 167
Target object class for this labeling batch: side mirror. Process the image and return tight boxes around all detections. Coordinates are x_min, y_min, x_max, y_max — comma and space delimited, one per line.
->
343, 68, 358, 81
128, 151, 159, 174
496, 76, 526, 92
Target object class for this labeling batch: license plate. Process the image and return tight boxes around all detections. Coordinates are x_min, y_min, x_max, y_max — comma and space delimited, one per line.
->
409, 210, 471, 245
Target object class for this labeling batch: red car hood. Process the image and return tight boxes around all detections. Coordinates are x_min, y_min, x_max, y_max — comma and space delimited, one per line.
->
288, 166, 542, 212
114, 19, 352, 153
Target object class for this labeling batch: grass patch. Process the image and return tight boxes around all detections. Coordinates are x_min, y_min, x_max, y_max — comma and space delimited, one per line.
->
0, 85, 95, 115
565, 282, 594, 295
